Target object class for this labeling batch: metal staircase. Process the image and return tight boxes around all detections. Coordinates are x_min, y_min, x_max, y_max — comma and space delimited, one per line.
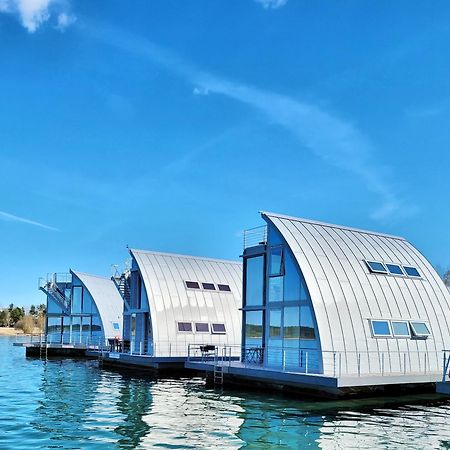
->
111, 265, 131, 310
39, 274, 71, 314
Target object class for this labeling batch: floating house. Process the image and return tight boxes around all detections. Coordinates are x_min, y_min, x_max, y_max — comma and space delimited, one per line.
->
101, 249, 242, 370
39, 270, 123, 349
187, 212, 450, 396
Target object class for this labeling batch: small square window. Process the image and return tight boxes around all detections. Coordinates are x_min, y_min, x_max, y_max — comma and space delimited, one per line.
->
185, 281, 200, 289
410, 321, 430, 337
366, 261, 388, 274
177, 322, 193, 332
112, 322, 120, 331
370, 320, 392, 337
217, 284, 231, 292
195, 322, 209, 333
202, 283, 216, 290
211, 323, 226, 334
386, 264, 404, 276
403, 266, 421, 278
391, 321, 410, 337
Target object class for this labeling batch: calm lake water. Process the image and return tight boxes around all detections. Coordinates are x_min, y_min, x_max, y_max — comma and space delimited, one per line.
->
1, 336, 450, 449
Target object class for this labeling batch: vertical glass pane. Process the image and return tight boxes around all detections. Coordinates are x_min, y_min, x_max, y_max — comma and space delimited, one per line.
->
269, 247, 283, 276
268, 276, 283, 303
269, 309, 282, 338
71, 286, 82, 314
245, 311, 263, 347
283, 306, 300, 369
245, 256, 264, 307
72, 316, 81, 343
82, 293, 92, 314
300, 306, 316, 339
62, 316, 71, 343
283, 251, 301, 301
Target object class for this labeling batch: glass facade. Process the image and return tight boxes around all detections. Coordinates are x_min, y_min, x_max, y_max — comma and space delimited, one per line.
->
242, 224, 322, 373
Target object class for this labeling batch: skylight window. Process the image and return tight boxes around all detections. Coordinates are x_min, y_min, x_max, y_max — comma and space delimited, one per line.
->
177, 322, 193, 332
185, 281, 200, 289
366, 261, 388, 274
112, 322, 120, 331
211, 323, 226, 334
386, 264, 404, 276
391, 321, 410, 337
403, 266, 421, 278
202, 283, 216, 290
217, 284, 231, 292
410, 321, 431, 337
370, 320, 392, 337
195, 322, 209, 333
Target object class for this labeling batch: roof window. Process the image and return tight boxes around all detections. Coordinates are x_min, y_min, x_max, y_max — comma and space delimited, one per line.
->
386, 264, 404, 276
391, 321, 410, 337
370, 320, 392, 337
177, 322, 193, 332
202, 282, 216, 290
403, 266, 421, 278
195, 322, 209, 333
185, 281, 200, 289
217, 284, 231, 292
410, 321, 431, 337
211, 323, 226, 334
366, 261, 388, 274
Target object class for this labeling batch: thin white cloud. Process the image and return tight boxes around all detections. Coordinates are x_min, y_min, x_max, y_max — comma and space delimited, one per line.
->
89, 25, 413, 221
0, 210, 59, 231
193, 86, 209, 96
255, 0, 288, 9
0, 0, 75, 33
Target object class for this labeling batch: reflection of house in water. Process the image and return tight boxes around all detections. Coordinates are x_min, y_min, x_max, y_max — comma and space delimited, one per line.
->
188, 211, 450, 397
40, 270, 123, 347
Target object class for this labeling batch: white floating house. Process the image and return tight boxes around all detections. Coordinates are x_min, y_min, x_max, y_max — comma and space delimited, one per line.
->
188, 212, 450, 395
114, 249, 242, 360
41, 270, 123, 346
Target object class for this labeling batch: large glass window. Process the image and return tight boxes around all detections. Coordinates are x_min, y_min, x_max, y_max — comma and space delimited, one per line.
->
300, 306, 316, 340
245, 311, 263, 347
283, 306, 300, 339
71, 286, 82, 314
269, 246, 283, 276
269, 309, 282, 338
245, 256, 264, 307
268, 277, 283, 303
283, 251, 304, 302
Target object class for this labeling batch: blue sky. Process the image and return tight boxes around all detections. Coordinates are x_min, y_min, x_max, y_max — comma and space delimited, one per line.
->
0, 0, 449, 307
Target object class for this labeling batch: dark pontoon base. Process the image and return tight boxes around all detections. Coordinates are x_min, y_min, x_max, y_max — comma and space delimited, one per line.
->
25, 346, 91, 358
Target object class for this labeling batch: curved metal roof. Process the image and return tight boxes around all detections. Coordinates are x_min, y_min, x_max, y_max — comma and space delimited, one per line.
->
262, 212, 450, 374
130, 249, 242, 350
71, 270, 123, 340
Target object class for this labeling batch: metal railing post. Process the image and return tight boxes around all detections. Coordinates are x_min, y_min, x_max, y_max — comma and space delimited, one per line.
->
333, 352, 336, 377
305, 352, 309, 374
357, 353, 361, 377
381, 353, 384, 376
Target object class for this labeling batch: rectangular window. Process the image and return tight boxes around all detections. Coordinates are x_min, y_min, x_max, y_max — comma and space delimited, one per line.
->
185, 281, 200, 289
300, 306, 316, 340
283, 306, 300, 339
177, 322, 193, 332
245, 311, 263, 346
113, 322, 120, 331
370, 320, 392, 337
366, 261, 388, 274
269, 246, 284, 277
217, 284, 231, 292
202, 283, 216, 290
386, 264, 404, 276
195, 322, 209, 333
268, 276, 283, 303
71, 286, 83, 314
245, 255, 264, 307
391, 321, 410, 337
211, 323, 226, 334
269, 309, 281, 338
410, 321, 431, 337
403, 266, 421, 278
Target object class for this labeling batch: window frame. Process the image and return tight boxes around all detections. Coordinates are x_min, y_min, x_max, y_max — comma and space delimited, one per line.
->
403, 266, 421, 278
211, 323, 226, 334
391, 320, 411, 338
410, 321, 431, 337
370, 319, 393, 337
185, 281, 200, 290
385, 263, 405, 276
201, 282, 216, 291
217, 284, 231, 292
365, 260, 388, 274
268, 245, 284, 277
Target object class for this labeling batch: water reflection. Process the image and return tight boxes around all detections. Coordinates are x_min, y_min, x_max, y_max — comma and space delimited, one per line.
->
2, 338, 450, 449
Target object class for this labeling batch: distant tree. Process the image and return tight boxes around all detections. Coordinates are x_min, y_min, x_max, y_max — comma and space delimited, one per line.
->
15, 315, 34, 334
0, 310, 9, 327
29, 305, 37, 317
443, 270, 450, 287
8, 303, 14, 313
9, 307, 24, 326
38, 304, 46, 315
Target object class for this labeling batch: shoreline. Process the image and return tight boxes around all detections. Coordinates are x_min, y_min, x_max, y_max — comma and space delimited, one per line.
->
0, 327, 22, 336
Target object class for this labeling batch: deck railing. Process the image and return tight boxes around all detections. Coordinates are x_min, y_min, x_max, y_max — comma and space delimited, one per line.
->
243, 225, 267, 250
442, 350, 450, 382
188, 344, 445, 378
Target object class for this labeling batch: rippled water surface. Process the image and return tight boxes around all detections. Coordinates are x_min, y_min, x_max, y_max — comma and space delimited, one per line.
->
2, 337, 450, 449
